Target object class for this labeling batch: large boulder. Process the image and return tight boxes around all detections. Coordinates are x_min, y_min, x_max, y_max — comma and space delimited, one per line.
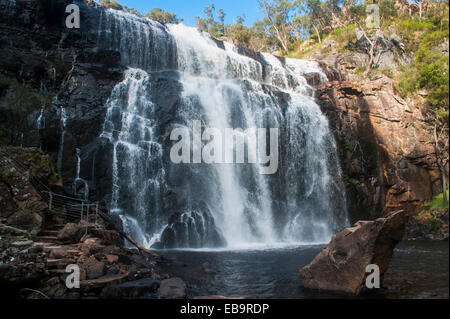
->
153, 202, 225, 249
7, 209, 43, 234
298, 210, 407, 295
83, 256, 105, 280
57, 223, 86, 244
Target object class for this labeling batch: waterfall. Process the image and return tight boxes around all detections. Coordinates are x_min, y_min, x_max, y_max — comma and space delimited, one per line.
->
93, 9, 348, 249
57, 105, 67, 174
73, 148, 89, 201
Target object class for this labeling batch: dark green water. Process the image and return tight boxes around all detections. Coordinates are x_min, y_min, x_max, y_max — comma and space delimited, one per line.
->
154, 240, 449, 299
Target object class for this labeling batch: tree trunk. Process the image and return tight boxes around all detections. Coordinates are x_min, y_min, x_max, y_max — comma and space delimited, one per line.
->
312, 24, 321, 43
419, 2, 422, 21
358, 25, 375, 72
261, 1, 289, 53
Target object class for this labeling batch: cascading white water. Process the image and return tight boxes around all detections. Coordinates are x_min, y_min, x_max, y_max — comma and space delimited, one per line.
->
95, 9, 348, 249
100, 68, 167, 247
73, 148, 89, 200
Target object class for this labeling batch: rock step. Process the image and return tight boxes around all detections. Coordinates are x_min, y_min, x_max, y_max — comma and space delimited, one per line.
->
45, 258, 65, 268
48, 269, 68, 275
35, 236, 60, 243
40, 230, 60, 236
43, 245, 63, 252
80, 272, 129, 289
45, 224, 66, 231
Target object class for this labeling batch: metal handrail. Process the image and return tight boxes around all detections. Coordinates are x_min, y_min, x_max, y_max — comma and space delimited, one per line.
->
0, 148, 158, 257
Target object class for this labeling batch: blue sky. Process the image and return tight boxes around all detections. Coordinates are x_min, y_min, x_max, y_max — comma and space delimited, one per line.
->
114, 0, 264, 27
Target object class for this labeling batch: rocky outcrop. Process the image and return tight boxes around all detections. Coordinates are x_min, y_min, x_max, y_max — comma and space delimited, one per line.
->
0, 225, 47, 290
157, 277, 187, 299
153, 202, 226, 249
0, 0, 124, 200
298, 210, 407, 295
310, 28, 411, 80
0, 147, 56, 234
1, 220, 164, 299
316, 77, 445, 224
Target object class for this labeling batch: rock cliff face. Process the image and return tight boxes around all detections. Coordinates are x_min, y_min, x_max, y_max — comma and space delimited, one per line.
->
308, 30, 447, 226
0, 0, 124, 200
316, 76, 444, 224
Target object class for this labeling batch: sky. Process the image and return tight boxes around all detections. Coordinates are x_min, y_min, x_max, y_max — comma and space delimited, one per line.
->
115, 0, 264, 27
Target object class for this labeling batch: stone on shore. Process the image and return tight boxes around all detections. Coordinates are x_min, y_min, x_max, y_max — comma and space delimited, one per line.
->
298, 210, 407, 295
157, 277, 187, 299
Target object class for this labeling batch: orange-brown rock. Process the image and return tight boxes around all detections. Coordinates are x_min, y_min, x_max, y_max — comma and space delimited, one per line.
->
316, 77, 446, 226
298, 210, 407, 295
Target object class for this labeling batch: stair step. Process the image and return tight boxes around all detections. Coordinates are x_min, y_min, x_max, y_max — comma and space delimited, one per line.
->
35, 236, 60, 243
43, 245, 63, 252
45, 224, 66, 230
40, 230, 60, 236
48, 269, 68, 275
46, 259, 64, 267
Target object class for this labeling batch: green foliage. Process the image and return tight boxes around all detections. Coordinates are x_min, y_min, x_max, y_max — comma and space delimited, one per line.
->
195, 4, 226, 38
145, 8, 182, 24
49, 172, 61, 184
0, 73, 53, 146
426, 215, 442, 233
398, 26, 449, 123
98, 0, 144, 17
329, 24, 357, 47
379, 67, 394, 78
0, 168, 15, 182
425, 188, 450, 209
344, 176, 363, 189
353, 66, 367, 75
417, 209, 445, 234
99, 0, 123, 11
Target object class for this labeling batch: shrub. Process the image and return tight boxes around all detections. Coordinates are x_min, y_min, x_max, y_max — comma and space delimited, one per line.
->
425, 188, 450, 209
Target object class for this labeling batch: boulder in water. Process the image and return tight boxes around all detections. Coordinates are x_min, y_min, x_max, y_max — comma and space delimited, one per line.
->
153, 202, 225, 249
298, 210, 407, 295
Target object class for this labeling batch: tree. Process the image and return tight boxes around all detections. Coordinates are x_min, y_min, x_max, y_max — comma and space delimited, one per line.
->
124, 6, 142, 17
227, 16, 252, 47
258, 0, 299, 53
204, 4, 215, 25
297, 0, 333, 43
146, 8, 182, 24
217, 9, 226, 36
0, 75, 52, 146
196, 4, 226, 38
